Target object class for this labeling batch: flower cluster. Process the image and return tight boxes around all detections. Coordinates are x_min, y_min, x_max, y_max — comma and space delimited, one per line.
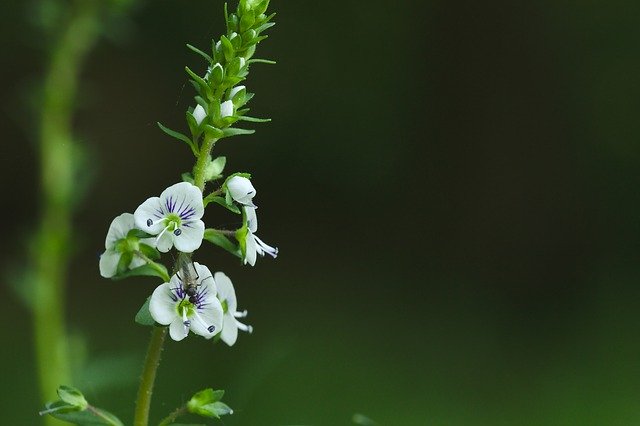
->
99, 177, 276, 343
98, 0, 277, 346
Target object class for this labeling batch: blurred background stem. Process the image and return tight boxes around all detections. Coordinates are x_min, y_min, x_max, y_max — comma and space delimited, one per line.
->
33, 0, 101, 423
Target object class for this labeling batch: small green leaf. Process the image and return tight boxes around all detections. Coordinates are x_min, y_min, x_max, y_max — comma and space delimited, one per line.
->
220, 35, 235, 62
204, 195, 241, 213
49, 407, 124, 425
238, 115, 271, 123
204, 229, 241, 258
135, 297, 156, 326
204, 156, 226, 181
222, 127, 255, 138
203, 124, 224, 139
157, 122, 197, 155
181, 172, 195, 184
352, 413, 378, 426
201, 401, 234, 419
186, 43, 213, 63
126, 229, 154, 239
247, 58, 276, 65
57, 386, 88, 409
113, 263, 169, 281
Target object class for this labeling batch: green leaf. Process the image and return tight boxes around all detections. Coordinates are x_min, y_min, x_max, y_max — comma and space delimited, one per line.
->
238, 115, 271, 123
113, 263, 169, 281
204, 229, 241, 258
135, 297, 156, 326
49, 407, 124, 425
352, 413, 378, 426
157, 122, 197, 155
200, 402, 234, 419
203, 124, 224, 139
220, 35, 235, 62
181, 172, 195, 184
186, 43, 212, 63
222, 127, 255, 138
204, 156, 226, 181
204, 195, 241, 213
57, 386, 88, 409
247, 58, 276, 65
126, 229, 154, 239
185, 66, 213, 99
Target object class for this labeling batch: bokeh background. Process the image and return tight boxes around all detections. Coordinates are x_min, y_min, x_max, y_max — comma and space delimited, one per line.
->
2, 0, 640, 424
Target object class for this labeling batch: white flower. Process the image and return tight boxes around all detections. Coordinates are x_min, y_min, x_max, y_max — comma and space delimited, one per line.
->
220, 100, 234, 118
243, 206, 278, 266
226, 176, 256, 207
149, 262, 223, 341
193, 104, 206, 125
134, 182, 205, 253
214, 272, 252, 346
99, 213, 156, 278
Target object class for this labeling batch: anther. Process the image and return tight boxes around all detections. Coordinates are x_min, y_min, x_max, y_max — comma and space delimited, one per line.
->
207, 325, 216, 333
146, 218, 153, 227
174, 229, 182, 236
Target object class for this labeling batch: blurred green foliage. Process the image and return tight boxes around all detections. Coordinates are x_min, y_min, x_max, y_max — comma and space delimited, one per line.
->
2, 0, 640, 425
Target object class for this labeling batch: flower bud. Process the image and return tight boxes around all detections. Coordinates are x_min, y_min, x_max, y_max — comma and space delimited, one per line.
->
226, 176, 256, 206
193, 104, 206, 125
220, 100, 234, 118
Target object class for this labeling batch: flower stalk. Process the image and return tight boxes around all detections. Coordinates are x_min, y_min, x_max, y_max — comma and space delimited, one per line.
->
133, 327, 167, 426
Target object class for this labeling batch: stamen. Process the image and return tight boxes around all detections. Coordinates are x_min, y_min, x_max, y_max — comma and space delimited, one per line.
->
233, 310, 248, 318
182, 307, 190, 328
156, 224, 171, 242
193, 311, 216, 334
254, 235, 278, 258
174, 229, 182, 236
146, 218, 152, 227
236, 319, 253, 334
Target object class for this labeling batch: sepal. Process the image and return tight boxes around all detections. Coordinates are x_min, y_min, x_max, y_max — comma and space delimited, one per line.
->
187, 388, 233, 419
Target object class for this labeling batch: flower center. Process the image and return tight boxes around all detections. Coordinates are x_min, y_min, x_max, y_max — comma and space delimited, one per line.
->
176, 299, 195, 318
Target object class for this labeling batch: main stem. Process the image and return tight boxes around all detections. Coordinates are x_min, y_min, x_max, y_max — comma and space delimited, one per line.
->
132, 137, 215, 426
33, 2, 100, 425
133, 327, 167, 426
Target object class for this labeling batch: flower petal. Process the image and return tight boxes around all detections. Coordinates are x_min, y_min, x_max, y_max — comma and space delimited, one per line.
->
105, 213, 135, 249
227, 176, 256, 206
174, 220, 205, 253
134, 197, 165, 235
192, 298, 224, 338
220, 100, 234, 118
245, 206, 258, 233
149, 283, 178, 326
220, 314, 238, 346
99, 250, 120, 278
169, 319, 189, 341
193, 263, 215, 292
244, 232, 257, 266
214, 271, 237, 313
193, 104, 206, 125
155, 230, 174, 253
159, 182, 204, 220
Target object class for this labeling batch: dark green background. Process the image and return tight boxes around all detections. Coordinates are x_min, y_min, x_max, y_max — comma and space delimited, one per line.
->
2, 0, 640, 424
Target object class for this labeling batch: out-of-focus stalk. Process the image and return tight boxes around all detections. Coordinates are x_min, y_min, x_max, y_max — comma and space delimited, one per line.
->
33, 1, 101, 424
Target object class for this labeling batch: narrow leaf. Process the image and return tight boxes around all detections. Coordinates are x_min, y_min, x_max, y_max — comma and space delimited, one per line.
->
204, 229, 241, 258
112, 264, 169, 281
186, 43, 213, 63
222, 127, 255, 138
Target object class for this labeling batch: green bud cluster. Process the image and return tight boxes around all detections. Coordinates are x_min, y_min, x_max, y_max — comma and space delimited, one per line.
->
158, 0, 275, 161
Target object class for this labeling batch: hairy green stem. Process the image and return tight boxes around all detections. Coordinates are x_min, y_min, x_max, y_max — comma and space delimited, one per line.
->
157, 405, 187, 426
193, 137, 219, 190
33, 1, 101, 424
133, 327, 167, 426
